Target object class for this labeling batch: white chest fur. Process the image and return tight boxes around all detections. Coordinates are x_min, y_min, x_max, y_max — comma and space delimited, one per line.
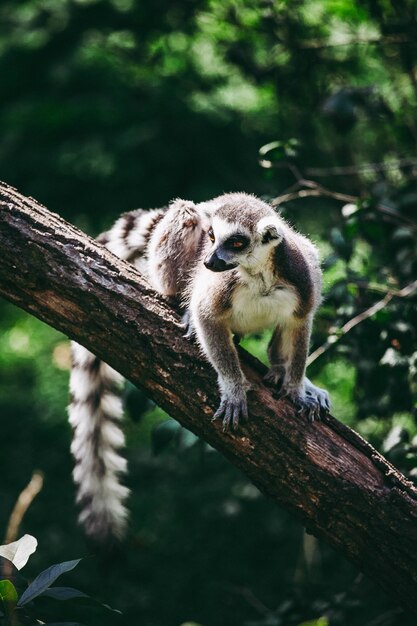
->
229, 274, 298, 334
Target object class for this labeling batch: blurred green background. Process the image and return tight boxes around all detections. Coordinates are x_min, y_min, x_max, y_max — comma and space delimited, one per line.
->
0, 1, 417, 625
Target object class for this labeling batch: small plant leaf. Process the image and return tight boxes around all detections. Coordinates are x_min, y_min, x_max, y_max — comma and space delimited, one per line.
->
0, 580, 18, 604
179, 428, 199, 450
0, 534, 37, 570
152, 418, 181, 454
17, 559, 82, 606
41, 587, 123, 615
41, 586, 89, 600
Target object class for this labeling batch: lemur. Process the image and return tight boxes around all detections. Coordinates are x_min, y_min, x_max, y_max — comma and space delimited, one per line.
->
69, 193, 330, 540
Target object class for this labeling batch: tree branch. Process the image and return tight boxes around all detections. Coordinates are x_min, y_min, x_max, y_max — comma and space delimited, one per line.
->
1, 182, 417, 614
271, 179, 417, 231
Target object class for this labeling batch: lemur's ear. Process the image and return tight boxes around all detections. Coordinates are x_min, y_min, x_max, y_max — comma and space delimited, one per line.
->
257, 218, 284, 245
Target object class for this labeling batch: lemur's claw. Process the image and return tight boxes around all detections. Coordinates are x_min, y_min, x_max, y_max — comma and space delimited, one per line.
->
281, 386, 329, 423
305, 380, 331, 419
213, 396, 248, 432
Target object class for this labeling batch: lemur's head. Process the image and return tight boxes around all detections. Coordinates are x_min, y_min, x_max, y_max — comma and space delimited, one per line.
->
203, 193, 284, 273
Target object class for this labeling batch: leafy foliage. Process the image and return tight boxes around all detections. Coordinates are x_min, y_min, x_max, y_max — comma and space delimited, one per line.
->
0, 537, 120, 625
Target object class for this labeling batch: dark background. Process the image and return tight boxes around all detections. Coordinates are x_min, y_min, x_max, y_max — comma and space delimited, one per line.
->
0, 1, 416, 625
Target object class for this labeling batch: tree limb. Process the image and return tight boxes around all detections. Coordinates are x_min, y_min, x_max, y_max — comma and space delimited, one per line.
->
1, 182, 417, 614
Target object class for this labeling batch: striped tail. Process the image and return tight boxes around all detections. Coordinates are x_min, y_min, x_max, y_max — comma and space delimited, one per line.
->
68, 206, 165, 539
68, 342, 129, 540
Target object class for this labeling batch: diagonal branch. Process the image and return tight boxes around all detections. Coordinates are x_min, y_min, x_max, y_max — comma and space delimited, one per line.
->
1, 182, 417, 615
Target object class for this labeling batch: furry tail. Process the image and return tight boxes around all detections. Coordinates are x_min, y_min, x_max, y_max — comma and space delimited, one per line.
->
68, 342, 129, 540
68, 206, 166, 539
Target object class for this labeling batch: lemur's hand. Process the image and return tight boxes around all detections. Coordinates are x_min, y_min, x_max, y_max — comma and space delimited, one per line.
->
279, 380, 330, 423
212, 388, 248, 432
304, 378, 331, 418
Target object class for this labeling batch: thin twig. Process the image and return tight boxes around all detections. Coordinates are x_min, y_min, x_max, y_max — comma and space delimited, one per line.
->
272, 186, 356, 205
308, 279, 417, 365
226, 584, 270, 616
271, 179, 417, 231
346, 279, 403, 296
262, 158, 417, 229
4, 471, 44, 545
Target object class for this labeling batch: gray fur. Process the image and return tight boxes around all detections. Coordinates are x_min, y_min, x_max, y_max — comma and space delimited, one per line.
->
187, 193, 330, 431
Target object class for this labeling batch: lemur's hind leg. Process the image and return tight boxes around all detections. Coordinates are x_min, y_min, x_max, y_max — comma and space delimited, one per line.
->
264, 326, 287, 390
264, 319, 330, 421
147, 199, 203, 297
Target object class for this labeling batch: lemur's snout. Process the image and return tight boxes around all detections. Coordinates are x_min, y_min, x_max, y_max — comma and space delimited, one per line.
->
204, 253, 236, 272
204, 255, 227, 272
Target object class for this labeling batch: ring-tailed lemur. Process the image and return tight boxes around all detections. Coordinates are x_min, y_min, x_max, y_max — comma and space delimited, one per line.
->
69, 193, 330, 539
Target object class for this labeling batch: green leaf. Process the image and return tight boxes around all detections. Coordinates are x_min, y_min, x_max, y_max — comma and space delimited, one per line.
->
179, 428, 199, 451
40, 586, 89, 601
17, 559, 82, 606
330, 227, 353, 261
0, 580, 18, 604
41, 587, 122, 615
152, 418, 181, 455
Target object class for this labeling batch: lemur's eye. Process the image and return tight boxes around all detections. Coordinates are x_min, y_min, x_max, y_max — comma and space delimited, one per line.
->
208, 227, 215, 242
225, 236, 249, 251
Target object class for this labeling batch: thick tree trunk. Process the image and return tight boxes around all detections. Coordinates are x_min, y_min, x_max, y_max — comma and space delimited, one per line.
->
1, 182, 417, 613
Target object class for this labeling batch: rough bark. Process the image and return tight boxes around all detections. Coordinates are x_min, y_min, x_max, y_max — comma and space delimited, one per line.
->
1, 181, 417, 613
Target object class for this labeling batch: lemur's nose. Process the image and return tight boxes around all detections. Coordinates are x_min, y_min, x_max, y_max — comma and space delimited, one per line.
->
204, 257, 217, 270
204, 255, 228, 272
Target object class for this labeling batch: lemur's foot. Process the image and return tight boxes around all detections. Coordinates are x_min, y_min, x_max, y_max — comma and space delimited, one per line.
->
304, 378, 331, 416
212, 392, 248, 432
280, 387, 321, 422
280, 380, 330, 423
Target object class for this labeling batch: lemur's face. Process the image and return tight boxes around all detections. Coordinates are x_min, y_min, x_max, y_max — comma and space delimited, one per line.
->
203, 214, 283, 273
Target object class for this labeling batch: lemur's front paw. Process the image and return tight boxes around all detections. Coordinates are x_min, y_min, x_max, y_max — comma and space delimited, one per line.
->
281, 383, 329, 423
305, 378, 331, 416
212, 392, 248, 432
